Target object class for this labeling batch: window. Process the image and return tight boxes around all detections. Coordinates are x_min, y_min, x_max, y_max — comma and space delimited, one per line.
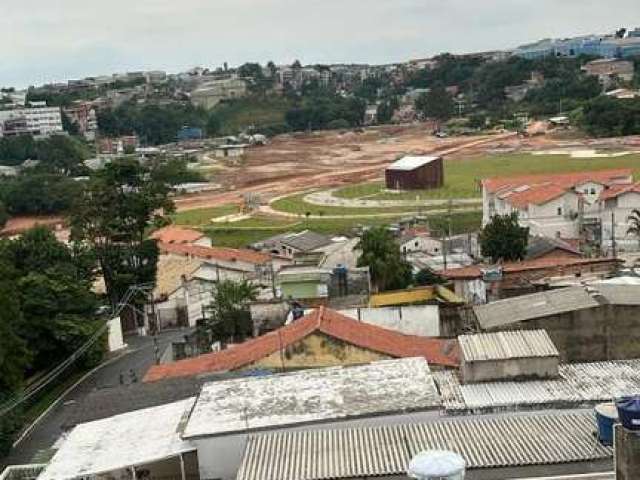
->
591, 188, 596, 195
415, 241, 419, 247
557, 207, 563, 216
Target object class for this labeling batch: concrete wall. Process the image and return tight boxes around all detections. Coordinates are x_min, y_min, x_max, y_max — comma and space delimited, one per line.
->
461, 356, 559, 383
615, 424, 640, 480
484, 304, 640, 363
248, 332, 390, 371
338, 305, 440, 337
107, 317, 126, 352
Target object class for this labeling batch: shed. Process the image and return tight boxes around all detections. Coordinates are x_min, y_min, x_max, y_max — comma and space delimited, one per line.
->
459, 330, 560, 383
385, 155, 444, 190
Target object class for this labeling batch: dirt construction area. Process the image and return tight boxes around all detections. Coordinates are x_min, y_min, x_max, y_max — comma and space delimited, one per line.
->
174, 125, 640, 212
174, 125, 519, 211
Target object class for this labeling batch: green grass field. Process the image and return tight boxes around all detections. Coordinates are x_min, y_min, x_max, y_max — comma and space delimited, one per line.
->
271, 192, 478, 216
333, 152, 640, 201
171, 204, 239, 226
206, 211, 482, 248
214, 96, 293, 134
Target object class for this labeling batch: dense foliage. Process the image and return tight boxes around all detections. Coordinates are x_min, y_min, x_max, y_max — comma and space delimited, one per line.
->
580, 96, 640, 137
203, 279, 258, 345
0, 228, 104, 455
70, 159, 173, 306
357, 226, 413, 292
285, 91, 366, 131
480, 213, 529, 263
0, 172, 83, 216
0, 134, 89, 170
97, 102, 212, 145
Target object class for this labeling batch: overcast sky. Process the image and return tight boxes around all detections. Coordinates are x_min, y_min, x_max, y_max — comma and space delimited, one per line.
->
2, 0, 640, 88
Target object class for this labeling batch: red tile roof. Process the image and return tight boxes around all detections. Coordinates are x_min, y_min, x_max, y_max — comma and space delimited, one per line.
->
442, 256, 620, 280
159, 242, 271, 265
143, 307, 459, 382
483, 169, 633, 194
502, 183, 570, 208
599, 182, 640, 201
150, 225, 205, 244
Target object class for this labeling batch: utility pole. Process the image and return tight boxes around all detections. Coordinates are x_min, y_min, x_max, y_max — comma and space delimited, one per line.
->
611, 211, 617, 258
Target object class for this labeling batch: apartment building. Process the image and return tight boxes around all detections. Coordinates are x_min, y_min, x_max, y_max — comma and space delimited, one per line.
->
0, 103, 63, 138
63, 102, 98, 140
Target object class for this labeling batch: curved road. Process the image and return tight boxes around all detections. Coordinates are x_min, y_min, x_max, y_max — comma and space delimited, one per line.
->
2, 330, 188, 468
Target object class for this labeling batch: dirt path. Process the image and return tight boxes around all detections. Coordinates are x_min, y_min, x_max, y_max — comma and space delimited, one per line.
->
174, 131, 516, 212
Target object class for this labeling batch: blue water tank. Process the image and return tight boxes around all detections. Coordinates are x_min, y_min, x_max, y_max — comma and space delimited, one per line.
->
595, 403, 619, 446
616, 395, 640, 431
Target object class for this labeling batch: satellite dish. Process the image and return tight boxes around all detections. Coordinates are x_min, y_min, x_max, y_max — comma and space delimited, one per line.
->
407, 450, 466, 479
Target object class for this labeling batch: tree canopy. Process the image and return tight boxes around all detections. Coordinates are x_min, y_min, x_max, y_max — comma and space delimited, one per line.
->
70, 159, 173, 306
203, 279, 258, 345
357, 226, 413, 292
415, 86, 454, 122
479, 213, 529, 263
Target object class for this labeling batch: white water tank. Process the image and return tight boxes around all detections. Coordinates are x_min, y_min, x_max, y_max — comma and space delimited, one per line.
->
407, 450, 466, 480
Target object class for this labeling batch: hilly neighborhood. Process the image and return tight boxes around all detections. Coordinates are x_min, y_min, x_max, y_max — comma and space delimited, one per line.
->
3, 10, 640, 480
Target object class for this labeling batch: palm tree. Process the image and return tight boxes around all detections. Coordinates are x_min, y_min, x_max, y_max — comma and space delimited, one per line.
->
627, 209, 640, 247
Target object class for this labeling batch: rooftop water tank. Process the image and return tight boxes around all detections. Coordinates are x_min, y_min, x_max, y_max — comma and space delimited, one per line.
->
407, 450, 466, 480
616, 395, 640, 431
595, 402, 619, 446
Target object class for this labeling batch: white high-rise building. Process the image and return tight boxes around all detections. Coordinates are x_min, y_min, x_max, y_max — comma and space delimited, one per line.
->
0, 103, 63, 138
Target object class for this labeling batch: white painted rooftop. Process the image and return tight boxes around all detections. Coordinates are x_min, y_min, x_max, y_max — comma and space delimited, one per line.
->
182, 358, 440, 438
39, 398, 196, 480
387, 155, 440, 171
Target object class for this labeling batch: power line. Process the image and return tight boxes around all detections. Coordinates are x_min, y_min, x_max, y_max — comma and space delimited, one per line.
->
0, 283, 153, 418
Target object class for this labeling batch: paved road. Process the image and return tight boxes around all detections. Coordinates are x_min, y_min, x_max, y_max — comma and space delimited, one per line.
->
2, 330, 188, 467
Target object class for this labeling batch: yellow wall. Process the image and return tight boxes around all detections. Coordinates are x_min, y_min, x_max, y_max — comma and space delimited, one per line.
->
247, 333, 390, 370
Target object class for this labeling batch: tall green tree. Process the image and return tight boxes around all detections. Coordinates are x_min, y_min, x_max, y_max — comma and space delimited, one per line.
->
415, 86, 454, 123
204, 280, 259, 344
70, 159, 173, 306
480, 213, 529, 263
357, 227, 413, 292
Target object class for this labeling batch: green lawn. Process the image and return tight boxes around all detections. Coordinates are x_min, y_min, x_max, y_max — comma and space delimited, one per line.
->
214, 96, 293, 134
206, 211, 482, 248
333, 152, 640, 201
271, 192, 478, 216
171, 204, 239, 226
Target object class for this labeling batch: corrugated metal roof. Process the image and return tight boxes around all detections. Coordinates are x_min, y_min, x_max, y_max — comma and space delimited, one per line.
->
459, 330, 559, 362
387, 155, 440, 171
435, 359, 640, 412
236, 411, 611, 480
473, 287, 601, 329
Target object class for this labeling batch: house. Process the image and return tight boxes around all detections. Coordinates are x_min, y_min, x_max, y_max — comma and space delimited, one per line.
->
212, 144, 247, 158
143, 307, 459, 383
0, 104, 63, 138
63, 102, 97, 140
149, 255, 206, 331
582, 58, 635, 87
277, 265, 332, 304
398, 228, 441, 255
385, 155, 444, 190
253, 230, 332, 258
190, 77, 248, 109
482, 169, 635, 245
158, 243, 274, 291
458, 329, 560, 383
442, 256, 622, 303
363, 104, 378, 125
150, 225, 212, 247
525, 235, 582, 260
471, 285, 640, 363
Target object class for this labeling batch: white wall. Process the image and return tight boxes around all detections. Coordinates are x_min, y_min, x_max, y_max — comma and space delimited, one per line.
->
339, 305, 440, 337
107, 317, 126, 352
400, 236, 442, 255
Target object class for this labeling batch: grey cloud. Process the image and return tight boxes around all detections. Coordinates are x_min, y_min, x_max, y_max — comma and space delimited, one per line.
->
1, 0, 639, 87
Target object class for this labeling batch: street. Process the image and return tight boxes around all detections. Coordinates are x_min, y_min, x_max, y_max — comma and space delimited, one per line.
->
2, 330, 188, 467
